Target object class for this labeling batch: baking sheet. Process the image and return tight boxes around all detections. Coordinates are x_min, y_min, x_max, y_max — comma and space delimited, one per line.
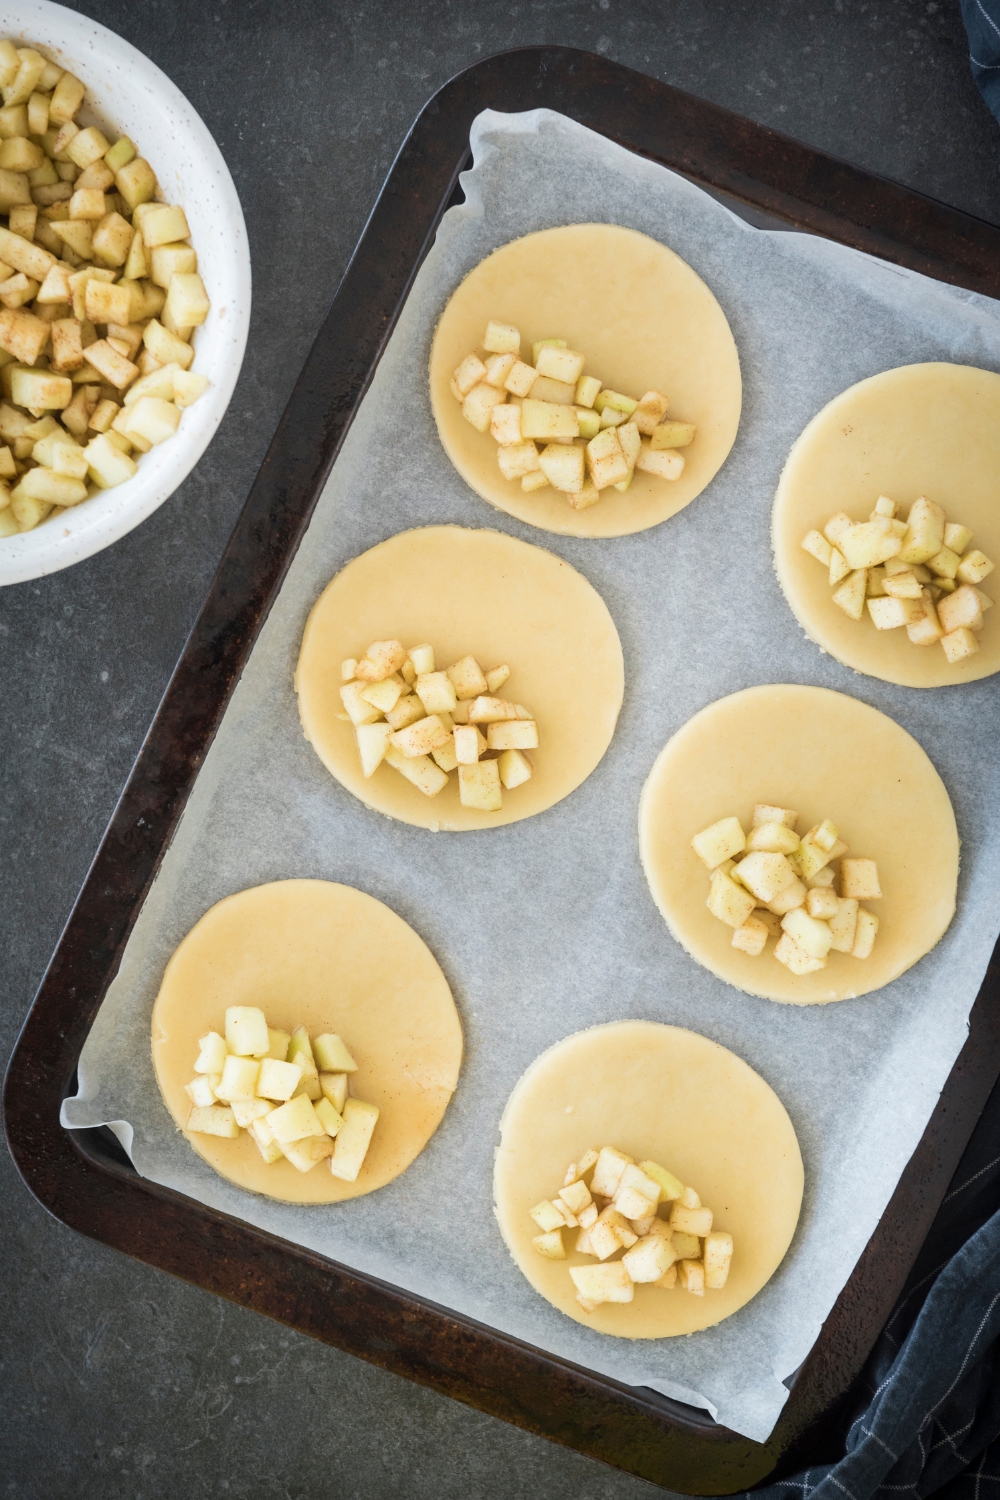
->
61, 109, 1000, 1443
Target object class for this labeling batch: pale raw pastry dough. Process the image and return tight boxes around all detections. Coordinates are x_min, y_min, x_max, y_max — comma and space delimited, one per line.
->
639, 685, 958, 1004
429, 224, 742, 539
151, 880, 462, 1203
494, 1021, 803, 1338
295, 526, 624, 831
773, 363, 1000, 688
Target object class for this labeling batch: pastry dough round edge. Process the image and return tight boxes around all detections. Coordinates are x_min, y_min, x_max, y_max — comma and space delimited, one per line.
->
294, 525, 625, 831
638, 685, 959, 1005
151, 879, 463, 1204
429, 223, 742, 539
493, 1019, 804, 1338
772, 362, 1000, 689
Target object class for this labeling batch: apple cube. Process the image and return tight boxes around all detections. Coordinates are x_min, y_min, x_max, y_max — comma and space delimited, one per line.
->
531, 338, 566, 363
615, 1163, 662, 1207
194, 1031, 228, 1074
807, 887, 839, 920
267, 1094, 325, 1144
355, 722, 393, 778
907, 596, 944, 645
462, 382, 503, 431
781, 907, 833, 960
356, 640, 407, 681
631, 390, 670, 434
678, 1260, 706, 1296
538, 441, 585, 493
637, 1160, 683, 1204
560, 1179, 594, 1217
774, 931, 826, 974
442, 655, 486, 701
670, 1202, 713, 1238
765, 877, 808, 915
746, 821, 800, 855
841, 858, 881, 900
452, 355, 485, 396
833, 570, 870, 619
281, 1135, 335, 1173
708, 868, 757, 928
185, 1075, 220, 1108
650, 421, 696, 450
732, 914, 769, 956
329, 1097, 380, 1181
655, 1265, 679, 1290
927, 546, 961, 580
735, 851, 797, 903
531, 375, 578, 404
882, 571, 923, 599
385, 694, 425, 731
938, 584, 984, 634
486, 719, 538, 751
414, 671, 458, 716
458, 759, 502, 811
311, 1034, 357, 1074
519, 398, 578, 441
802, 529, 833, 567
828, 550, 851, 585
320, 1073, 349, 1113
823, 512, 853, 546
432, 740, 458, 773
828, 897, 859, 953
256, 1058, 303, 1102
703, 1232, 733, 1290
943, 522, 972, 554
231, 1098, 273, 1128
314, 1096, 344, 1138
852, 908, 879, 958
636, 442, 684, 480
837, 522, 902, 570
867, 595, 924, 629
567, 482, 601, 510
497, 748, 532, 789
224, 1005, 269, 1057
941, 627, 980, 664
391, 714, 451, 758
468, 695, 518, 723
535, 344, 585, 383
454, 724, 484, 764
897, 497, 946, 564
590, 1146, 633, 1198
691, 815, 745, 869
483, 352, 517, 388
215, 1055, 261, 1103
360, 678, 402, 714
622, 1233, 677, 1283
383, 744, 449, 796
247, 1115, 282, 1163
483, 320, 520, 354
753, 804, 798, 829
497, 441, 541, 480
340, 682, 383, 727
530, 1200, 567, 1233
488, 403, 522, 446
532, 1230, 566, 1260
570, 1262, 634, 1307
187, 1104, 240, 1139
498, 359, 535, 398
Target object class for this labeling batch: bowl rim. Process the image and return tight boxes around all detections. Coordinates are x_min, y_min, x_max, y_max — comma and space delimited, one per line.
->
0, 0, 252, 586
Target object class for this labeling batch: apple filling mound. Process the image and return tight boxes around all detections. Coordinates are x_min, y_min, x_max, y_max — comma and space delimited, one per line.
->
184, 1006, 379, 1181
801, 496, 994, 665
340, 639, 536, 810
529, 1146, 733, 1310
692, 805, 882, 975
450, 320, 696, 511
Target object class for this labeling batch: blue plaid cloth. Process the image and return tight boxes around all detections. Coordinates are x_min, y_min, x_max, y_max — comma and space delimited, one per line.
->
962, 0, 1000, 123
744, 1079, 1000, 1500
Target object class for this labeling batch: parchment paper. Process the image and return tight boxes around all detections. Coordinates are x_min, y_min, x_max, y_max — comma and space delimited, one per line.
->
62, 110, 1000, 1443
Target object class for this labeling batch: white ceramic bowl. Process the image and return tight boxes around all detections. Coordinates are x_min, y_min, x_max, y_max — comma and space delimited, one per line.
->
0, 0, 251, 585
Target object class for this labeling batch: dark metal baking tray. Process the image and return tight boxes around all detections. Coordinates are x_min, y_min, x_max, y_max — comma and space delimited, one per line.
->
5, 46, 1000, 1494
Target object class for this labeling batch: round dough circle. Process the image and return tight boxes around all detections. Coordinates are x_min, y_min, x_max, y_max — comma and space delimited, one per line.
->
773, 363, 1000, 688
151, 880, 463, 1203
429, 225, 742, 539
494, 1021, 803, 1338
295, 526, 624, 831
639, 685, 958, 1004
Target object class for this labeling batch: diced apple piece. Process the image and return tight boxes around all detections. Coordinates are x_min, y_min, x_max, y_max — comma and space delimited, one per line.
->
735, 850, 797, 903
281, 1135, 335, 1173
172, 368, 210, 408
414, 670, 457, 716
746, 821, 800, 855
830, 569, 866, 621
391, 714, 451, 759
10, 366, 70, 411
631, 390, 670, 434
441, 655, 485, 702
691, 815, 745, 869
311, 1034, 357, 1074
574, 405, 600, 440
359, 677, 401, 714
622, 1233, 677, 1284
495, 747, 530, 789
519, 397, 578, 440
676, 1260, 705, 1296
185, 1075, 220, 1108
384, 695, 425, 732
503, 359, 536, 397
774, 931, 826, 974
732, 914, 769, 956
927, 546, 961, 580
452, 353, 487, 396
194, 1030, 227, 1074
249, 1115, 281, 1162
650, 421, 696, 450
468, 695, 518, 723
539, 441, 585, 493
753, 804, 798, 830
560, 1178, 594, 1217
802, 529, 833, 567
572, 373, 601, 409
313, 1094, 344, 1139
530, 1200, 567, 1233
941, 627, 980, 664
636, 441, 684, 480
462, 382, 503, 432
535, 344, 585, 384
703, 1232, 733, 1290
867, 595, 924, 629
614, 1163, 662, 1207
490, 403, 521, 445
938, 584, 985, 634
852, 908, 879, 958
458, 759, 502, 811
882, 570, 923, 599
836, 522, 902, 570
530, 374, 577, 404
256, 1058, 303, 1102
261, 1028, 288, 1061
454, 724, 484, 764
840, 858, 881, 900
187, 1104, 240, 1139
655, 1264, 678, 1290
806, 886, 839, 920
329, 1097, 380, 1181
486, 719, 537, 751
266, 1093, 325, 1143
897, 496, 945, 564
781, 907, 833, 960
215, 1054, 261, 1103
706, 867, 756, 928
866, 565, 886, 596
765, 877, 808, 916
588, 1147, 631, 1199
531, 1230, 566, 1260
481, 319, 519, 354
225, 1005, 269, 1057
316, 1074, 347, 1114
231, 1098, 273, 1128
907, 594, 944, 645
630, 1162, 679, 1206
340, 681, 383, 727
617, 421, 641, 471
483, 352, 516, 388
570, 1262, 634, 1308
356, 640, 407, 681
942, 521, 972, 553
497, 440, 541, 480
828, 897, 859, 953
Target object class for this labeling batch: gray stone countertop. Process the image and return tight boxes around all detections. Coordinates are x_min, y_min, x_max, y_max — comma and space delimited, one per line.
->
2, 3, 999, 1495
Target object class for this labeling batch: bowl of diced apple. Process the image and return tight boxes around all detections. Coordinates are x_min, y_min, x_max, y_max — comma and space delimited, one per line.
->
0, 0, 250, 586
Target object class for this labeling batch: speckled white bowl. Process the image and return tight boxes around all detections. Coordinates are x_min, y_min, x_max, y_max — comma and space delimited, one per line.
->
0, 0, 251, 586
